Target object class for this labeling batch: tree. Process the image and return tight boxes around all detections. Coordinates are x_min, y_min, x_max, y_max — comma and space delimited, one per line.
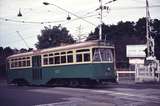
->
152, 19, 160, 60
3, 47, 14, 57
35, 25, 75, 49
0, 47, 3, 57
20, 48, 28, 53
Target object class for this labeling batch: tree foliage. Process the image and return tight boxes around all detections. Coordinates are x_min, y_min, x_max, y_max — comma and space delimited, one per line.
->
86, 18, 160, 68
35, 25, 75, 49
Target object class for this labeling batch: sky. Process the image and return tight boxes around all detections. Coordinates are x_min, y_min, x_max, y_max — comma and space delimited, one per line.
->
0, 0, 160, 49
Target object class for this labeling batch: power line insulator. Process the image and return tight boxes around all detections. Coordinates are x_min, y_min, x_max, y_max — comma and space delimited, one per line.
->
17, 8, 22, 17
67, 14, 71, 20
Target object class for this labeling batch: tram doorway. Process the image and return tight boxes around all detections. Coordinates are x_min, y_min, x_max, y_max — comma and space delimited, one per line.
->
32, 55, 42, 80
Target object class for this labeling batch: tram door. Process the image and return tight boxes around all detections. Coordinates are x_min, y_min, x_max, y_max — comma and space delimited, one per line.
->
32, 55, 42, 80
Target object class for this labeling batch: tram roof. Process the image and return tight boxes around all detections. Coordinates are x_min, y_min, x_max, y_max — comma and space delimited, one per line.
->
7, 40, 114, 59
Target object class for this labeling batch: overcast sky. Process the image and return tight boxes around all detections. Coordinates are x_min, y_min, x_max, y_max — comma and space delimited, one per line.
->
0, 0, 160, 49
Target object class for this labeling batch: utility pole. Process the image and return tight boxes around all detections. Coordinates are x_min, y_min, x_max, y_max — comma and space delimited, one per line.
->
144, 0, 160, 82
77, 25, 82, 42
98, 0, 116, 41
146, 0, 155, 59
99, 0, 103, 40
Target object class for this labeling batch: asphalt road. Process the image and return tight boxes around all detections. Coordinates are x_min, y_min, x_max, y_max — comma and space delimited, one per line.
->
0, 80, 160, 106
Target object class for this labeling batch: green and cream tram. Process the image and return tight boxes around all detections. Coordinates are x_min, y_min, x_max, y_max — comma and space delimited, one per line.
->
7, 40, 117, 86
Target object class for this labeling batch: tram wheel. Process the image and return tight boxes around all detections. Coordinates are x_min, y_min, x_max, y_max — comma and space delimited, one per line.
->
69, 80, 79, 87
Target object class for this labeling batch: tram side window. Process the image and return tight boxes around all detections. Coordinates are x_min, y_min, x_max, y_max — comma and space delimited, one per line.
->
49, 57, 54, 64
67, 55, 73, 63
43, 58, 48, 65
11, 62, 15, 67
27, 60, 30, 66
18, 61, 21, 67
76, 54, 82, 62
84, 53, 90, 62
67, 51, 73, 63
61, 52, 66, 64
76, 49, 90, 62
55, 56, 60, 64
22, 61, 26, 66
15, 62, 18, 67
9, 56, 31, 68
61, 56, 66, 63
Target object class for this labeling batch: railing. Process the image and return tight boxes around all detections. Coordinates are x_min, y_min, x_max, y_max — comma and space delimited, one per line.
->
116, 71, 135, 82
116, 63, 160, 82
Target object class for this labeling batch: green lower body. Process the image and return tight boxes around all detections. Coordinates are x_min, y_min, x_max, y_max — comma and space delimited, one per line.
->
7, 63, 117, 85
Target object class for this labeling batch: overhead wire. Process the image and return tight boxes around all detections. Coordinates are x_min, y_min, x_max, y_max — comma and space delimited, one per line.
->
16, 31, 30, 49
0, 4, 159, 24
1, 3, 160, 47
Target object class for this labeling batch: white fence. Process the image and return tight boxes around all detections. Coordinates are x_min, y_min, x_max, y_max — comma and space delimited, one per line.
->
135, 64, 158, 82
116, 71, 135, 82
116, 63, 160, 83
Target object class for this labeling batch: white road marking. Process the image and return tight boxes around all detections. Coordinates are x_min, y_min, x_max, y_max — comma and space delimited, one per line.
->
34, 97, 91, 106
29, 87, 160, 104
34, 101, 79, 106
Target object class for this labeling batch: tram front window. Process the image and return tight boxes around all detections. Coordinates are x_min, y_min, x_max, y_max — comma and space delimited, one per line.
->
93, 48, 113, 62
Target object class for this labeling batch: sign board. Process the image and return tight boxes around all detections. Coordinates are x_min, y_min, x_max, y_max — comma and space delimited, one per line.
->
126, 45, 146, 57
129, 58, 144, 64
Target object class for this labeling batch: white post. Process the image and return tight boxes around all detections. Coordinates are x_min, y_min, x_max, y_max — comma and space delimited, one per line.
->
99, 0, 103, 41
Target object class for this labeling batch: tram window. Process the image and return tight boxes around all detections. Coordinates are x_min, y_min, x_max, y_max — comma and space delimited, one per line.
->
43, 54, 48, 57
49, 53, 53, 56
55, 56, 60, 64
18, 61, 21, 67
67, 55, 73, 63
76, 54, 82, 62
43, 58, 48, 65
22, 61, 26, 66
93, 48, 113, 62
76, 49, 89, 53
15, 62, 18, 67
49, 57, 54, 64
67, 51, 73, 54
84, 53, 90, 62
27, 60, 30, 66
93, 48, 101, 61
61, 52, 66, 55
11, 62, 15, 68
55, 53, 59, 55
101, 49, 113, 61
61, 56, 66, 63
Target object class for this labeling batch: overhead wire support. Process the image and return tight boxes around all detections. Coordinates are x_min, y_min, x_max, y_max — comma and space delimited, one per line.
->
43, 2, 97, 27
98, 0, 117, 41
16, 31, 30, 49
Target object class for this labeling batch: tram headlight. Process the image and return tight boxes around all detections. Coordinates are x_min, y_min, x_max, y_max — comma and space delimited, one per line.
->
107, 67, 111, 71
105, 67, 111, 76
